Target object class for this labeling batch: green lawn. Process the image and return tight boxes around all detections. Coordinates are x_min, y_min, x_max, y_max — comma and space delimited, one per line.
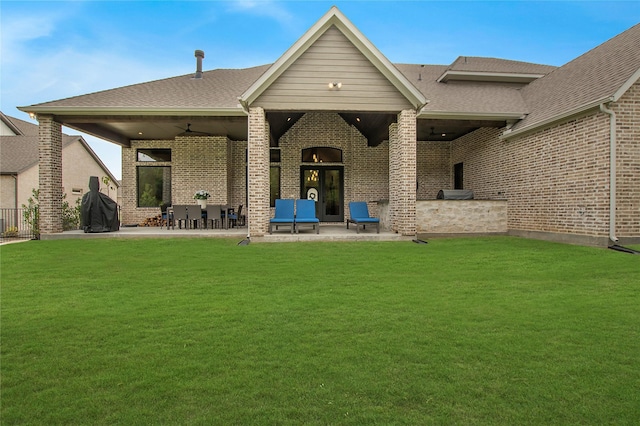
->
1, 237, 639, 425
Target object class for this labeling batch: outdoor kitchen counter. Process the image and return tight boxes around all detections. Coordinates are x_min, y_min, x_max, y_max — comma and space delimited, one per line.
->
377, 199, 508, 234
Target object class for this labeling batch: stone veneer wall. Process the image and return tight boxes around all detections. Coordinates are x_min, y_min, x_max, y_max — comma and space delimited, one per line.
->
121, 136, 231, 225
415, 200, 507, 234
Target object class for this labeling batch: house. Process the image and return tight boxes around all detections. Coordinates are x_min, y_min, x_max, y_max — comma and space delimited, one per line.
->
0, 112, 120, 210
18, 7, 639, 246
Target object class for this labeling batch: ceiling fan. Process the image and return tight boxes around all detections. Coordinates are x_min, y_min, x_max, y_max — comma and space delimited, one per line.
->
175, 123, 210, 136
429, 127, 448, 138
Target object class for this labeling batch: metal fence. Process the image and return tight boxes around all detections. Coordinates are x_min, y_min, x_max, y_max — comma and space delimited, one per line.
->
0, 208, 37, 242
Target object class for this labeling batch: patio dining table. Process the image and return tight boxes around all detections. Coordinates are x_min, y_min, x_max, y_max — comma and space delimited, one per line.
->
166, 205, 233, 230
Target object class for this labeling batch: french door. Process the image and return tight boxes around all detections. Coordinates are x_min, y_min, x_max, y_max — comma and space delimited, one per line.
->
300, 166, 344, 222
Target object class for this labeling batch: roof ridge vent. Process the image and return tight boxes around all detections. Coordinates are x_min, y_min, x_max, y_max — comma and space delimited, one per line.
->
193, 50, 205, 79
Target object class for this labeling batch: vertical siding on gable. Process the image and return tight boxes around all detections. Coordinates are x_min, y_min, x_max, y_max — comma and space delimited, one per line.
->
254, 26, 411, 111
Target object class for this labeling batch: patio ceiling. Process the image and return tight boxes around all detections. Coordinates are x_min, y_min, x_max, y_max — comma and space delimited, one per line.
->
62, 115, 249, 147
59, 113, 507, 148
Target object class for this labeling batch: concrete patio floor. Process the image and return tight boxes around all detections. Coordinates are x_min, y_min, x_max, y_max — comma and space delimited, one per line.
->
41, 224, 414, 243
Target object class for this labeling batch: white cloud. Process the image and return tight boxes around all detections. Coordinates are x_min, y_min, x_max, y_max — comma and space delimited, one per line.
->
227, 0, 295, 26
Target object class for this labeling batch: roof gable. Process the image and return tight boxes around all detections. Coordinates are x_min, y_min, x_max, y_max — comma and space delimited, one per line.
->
239, 6, 427, 110
253, 26, 413, 111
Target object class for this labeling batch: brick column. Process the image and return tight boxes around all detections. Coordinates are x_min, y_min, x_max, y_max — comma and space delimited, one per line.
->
388, 123, 399, 232
389, 109, 417, 236
247, 107, 270, 237
38, 115, 64, 234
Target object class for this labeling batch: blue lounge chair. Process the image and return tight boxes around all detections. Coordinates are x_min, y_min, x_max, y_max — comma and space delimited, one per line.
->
347, 201, 379, 234
269, 199, 295, 234
294, 199, 320, 234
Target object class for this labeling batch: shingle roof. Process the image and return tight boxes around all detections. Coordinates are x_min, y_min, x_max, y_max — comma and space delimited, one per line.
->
20, 23, 638, 133
27, 65, 270, 110
396, 64, 531, 116
446, 56, 556, 75
25, 60, 538, 118
512, 23, 640, 132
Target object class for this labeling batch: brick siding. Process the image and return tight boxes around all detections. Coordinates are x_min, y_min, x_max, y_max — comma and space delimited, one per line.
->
121, 136, 231, 225
278, 112, 389, 220
248, 107, 270, 236
613, 80, 640, 239
38, 115, 63, 234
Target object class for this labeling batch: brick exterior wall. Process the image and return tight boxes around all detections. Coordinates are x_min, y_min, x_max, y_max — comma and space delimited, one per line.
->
248, 107, 270, 236
613, 80, 640, 240
452, 117, 612, 241
113, 80, 637, 243
228, 140, 248, 212
389, 109, 417, 235
38, 115, 63, 234
417, 141, 450, 200
278, 112, 389, 220
121, 136, 231, 225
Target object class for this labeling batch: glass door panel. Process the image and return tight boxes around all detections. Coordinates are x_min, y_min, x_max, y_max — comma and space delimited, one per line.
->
300, 167, 343, 222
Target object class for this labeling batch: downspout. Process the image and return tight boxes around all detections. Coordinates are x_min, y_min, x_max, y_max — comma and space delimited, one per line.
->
238, 98, 251, 245
599, 103, 618, 244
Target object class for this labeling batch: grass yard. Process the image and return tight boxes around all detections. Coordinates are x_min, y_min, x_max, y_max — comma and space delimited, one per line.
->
1, 237, 639, 425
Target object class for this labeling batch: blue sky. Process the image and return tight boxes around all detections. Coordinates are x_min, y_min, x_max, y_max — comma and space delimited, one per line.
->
2, 0, 639, 180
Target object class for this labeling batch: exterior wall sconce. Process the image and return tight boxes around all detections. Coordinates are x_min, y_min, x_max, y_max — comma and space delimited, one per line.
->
328, 82, 342, 89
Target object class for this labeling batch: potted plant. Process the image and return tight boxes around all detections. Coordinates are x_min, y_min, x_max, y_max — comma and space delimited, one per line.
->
193, 190, 210, 208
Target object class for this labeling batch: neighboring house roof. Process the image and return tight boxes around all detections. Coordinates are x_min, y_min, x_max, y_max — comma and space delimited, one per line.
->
507, 23, 640, 136
0, 112, 119, 184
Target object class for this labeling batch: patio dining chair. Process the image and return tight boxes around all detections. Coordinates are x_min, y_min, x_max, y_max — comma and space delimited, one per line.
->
347, 201, 379, 234
171, 205, 188, 229
269, 199, 295, 234
206, 204, 222, 229
227, 205, 245, 228
186, 204, 203, 229
294, 199, 320, 234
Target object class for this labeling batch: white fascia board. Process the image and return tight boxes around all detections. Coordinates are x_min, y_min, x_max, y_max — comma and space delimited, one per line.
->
330, 10, 428, 109
612, 67, 640, 101
18, 107, 246, 117
239, 7, 338, 106
418, 111, 525, 121
501, 96, 612, 140
437, 70, 545, 83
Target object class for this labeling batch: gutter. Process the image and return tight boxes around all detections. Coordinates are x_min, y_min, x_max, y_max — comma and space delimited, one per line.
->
501, 97, 612, 140
599, 103, 618, 244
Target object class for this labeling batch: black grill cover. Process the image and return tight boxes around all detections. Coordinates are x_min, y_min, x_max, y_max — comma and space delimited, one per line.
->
437, 189, 474, 200
81, 176, 119, 233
